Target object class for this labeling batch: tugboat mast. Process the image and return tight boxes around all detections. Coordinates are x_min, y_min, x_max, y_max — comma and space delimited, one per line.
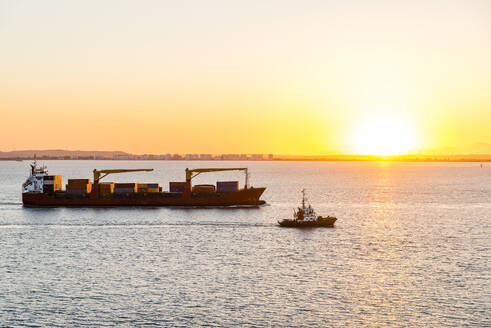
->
301, 189, 306, 209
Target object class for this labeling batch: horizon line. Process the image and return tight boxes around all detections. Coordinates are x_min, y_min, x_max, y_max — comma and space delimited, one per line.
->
1, 149, 491, 162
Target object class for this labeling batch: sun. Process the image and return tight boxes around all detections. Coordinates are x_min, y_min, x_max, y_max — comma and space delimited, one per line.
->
352, 117, 417, 156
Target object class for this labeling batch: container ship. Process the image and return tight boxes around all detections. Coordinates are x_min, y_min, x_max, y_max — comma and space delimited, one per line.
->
22, 161, 266, 207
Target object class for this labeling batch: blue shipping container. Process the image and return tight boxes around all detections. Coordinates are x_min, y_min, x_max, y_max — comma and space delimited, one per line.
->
217, 181, 239, 192
114, 188, 136, 193
169, 186, 185, 193
147, 184, 159, 188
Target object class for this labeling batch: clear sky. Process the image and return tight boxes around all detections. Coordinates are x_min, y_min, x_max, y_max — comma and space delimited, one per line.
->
1, 0, 490, 155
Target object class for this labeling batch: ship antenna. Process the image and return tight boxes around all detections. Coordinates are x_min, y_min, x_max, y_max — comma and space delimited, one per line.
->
32, 154, 37, 174
302, 189, 305, 209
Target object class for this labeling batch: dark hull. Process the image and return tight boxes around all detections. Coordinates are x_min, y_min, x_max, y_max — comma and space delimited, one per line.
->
278, 217, 337, 228
22, 188, 266, 207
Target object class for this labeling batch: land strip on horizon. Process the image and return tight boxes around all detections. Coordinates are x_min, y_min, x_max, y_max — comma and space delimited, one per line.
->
0, 150, 490, 162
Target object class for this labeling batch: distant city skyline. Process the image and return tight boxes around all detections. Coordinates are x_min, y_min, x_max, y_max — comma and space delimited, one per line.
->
1, 148, 491, 162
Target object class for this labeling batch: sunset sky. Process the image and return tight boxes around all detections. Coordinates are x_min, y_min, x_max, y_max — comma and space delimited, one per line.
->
1, 0, 490, 155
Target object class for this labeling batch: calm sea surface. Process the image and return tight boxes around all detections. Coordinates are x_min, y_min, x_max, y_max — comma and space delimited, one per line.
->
0, 160, 489, 327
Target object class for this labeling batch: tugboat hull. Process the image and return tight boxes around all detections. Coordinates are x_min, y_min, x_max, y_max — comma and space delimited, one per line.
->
22, 188, 266, 207
278, 216, 337, 228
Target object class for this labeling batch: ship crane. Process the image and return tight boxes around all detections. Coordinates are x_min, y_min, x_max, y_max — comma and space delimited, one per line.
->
185, 168, 249, 189
93, 169, 153, 183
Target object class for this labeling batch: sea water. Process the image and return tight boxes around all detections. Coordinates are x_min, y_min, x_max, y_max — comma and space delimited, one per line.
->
0, 160, 489, 327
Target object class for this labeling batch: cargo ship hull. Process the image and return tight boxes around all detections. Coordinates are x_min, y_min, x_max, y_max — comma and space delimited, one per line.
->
22, 187, 266, 207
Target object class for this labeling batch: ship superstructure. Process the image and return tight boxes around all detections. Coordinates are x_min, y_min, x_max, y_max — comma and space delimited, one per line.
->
22, 160, 49, 193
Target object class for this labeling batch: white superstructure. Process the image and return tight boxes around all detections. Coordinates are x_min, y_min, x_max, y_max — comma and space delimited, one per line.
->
22, 160, 48, 193
294, 189, 318, 221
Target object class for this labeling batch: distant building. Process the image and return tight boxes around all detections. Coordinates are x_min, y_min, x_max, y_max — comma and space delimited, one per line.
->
267, 154, 274, 160
221, 154, 240, 160
200, 154, 213, 160
250, 154, 263, 160
185, 154, 199, 160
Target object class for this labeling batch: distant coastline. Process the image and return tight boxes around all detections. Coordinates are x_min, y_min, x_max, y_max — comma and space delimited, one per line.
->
1, 150, 490, 162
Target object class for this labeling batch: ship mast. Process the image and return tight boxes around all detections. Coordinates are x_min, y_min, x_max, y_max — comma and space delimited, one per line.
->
302, 189, 306, 209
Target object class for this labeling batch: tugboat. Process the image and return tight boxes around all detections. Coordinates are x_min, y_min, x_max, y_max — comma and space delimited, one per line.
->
278, 190, 337, 227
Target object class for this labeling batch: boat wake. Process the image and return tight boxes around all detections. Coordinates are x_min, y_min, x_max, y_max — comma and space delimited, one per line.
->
0, 222, 274, 228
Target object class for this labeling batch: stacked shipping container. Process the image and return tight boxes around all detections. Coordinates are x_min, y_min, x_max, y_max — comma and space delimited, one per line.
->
98, 182, 115, 194
216, 181, 239, 192
43, 175, 62, 193
66, 179, 92, 194
147, 183, 159, 193
137, 183, 159, 193
114, 183, 137, 193
169, 182, 186, 193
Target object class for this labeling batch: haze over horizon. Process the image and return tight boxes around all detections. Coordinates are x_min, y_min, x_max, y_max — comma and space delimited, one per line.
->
2, 143, 491, 159
1, 0, 490, 155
